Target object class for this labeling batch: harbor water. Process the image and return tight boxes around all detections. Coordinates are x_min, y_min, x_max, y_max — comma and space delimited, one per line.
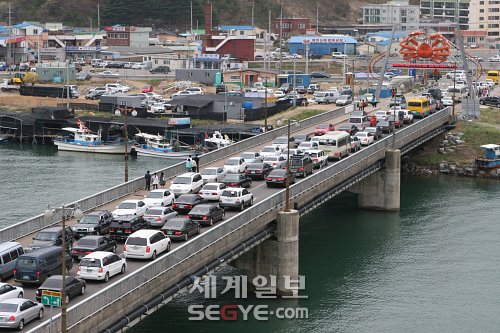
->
1, 143, 500, 332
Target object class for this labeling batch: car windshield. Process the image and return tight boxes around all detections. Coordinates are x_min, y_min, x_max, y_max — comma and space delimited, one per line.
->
291, 159, 304, 166
261, 147, 275, 153
340, 95, 349, 99
0, 303, 17, 312
315, 93, 326, 97
16, 257, 37, 269
80, 258, 102, 267
190, 206, 210, 214
126, 237, 148, 246
337, 124, 350, 130
378, 121, 389, 126
226, 159, 239, 165
146, 209, 163, 215
224, 174, 240, 181
165, 219, 187, 228
173, 177, 192, 184
365, 127, 376, 132
241, 153, 256, 159
273, 138, 288, 144
76, 238, 98, 247
35, 231, 57, 241
42, 278, 63, 288
202, 184, 219, 191
146, 192, 163, 198
202, 169, 217, 175
349, 118, 361, 123
295, 134, 307, 140
299, 143, 312, 148
117, 202, 136, 209
79, 215, 99, 225
221, 190, 241, 197
264, 157, 279, 162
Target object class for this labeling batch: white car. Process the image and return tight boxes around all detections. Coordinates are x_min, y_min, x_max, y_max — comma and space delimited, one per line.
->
184, 87, 204, 94
263, 155, 287, 169
223, 157, 247, 173
374, 110, 390, 121
219, 187, 254, 211
99, 71, 120, 77
297, 141, 320, 151
271, 136, 292, 150
200, 167, 226, 184
150, 103, 166, 113
143, 189, 175, 207
280, 148, 303, 159
442, 96, 454, 106
485, 79, 496, 88
354, 132, 375, 146
335, 95, 352, 106
259, 145, 282, 157
105, 83, 127, 93
169, 172, 204, 196
0, 298, 44, 330
488, 55, 500, 62
132, 63, 148, 69
304, 149, 328, 168
332, 52, 348, 59
273, 90, 285, 98
172, 90, 195, 97
240, 152, 263, 163
112, 200, 148, 218
77, 251, 126, 282
124, 229, 171, 260
0, 283, 24, 302
397, 109, 414, 124
198, 182, 228, 201
143, 206, 178, 227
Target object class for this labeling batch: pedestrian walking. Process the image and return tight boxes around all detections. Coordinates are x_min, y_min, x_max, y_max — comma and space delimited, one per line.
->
193, 154, 200, 173
371, 97, 378, 107
144, 171, 151, 190
152, 173, 159, 190
356, 101, 360, 111
185, 156, 192, 172
191, 158, 197, 172
361, 100, 367, 111
159, 171, 166, 188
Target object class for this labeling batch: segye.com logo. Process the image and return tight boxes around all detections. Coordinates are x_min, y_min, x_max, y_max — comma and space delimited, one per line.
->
188, 304, 308, 321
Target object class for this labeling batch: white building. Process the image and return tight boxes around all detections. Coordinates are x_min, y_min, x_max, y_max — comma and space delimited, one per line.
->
362, 0, 420, 30
420, 0, 471, 30
469, 0, 500, 41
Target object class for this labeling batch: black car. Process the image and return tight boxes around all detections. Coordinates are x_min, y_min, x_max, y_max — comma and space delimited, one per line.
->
364, 126, 383, 140
295, 86, 307, 94
74, 210, 113, 238
222, 173, 252, 188
108, 215, 148, 241
172, 194, 207, 213
150, 66, 170, 74
266, 169, 296, 188
161, 218, 200, 241
76, 72, 92, 81
310, 71, 330, 78
428, 72, 442, 80
244, 162, 274, 180
294, 133, 311, 145
27, 226, 75, 252
376, 120, 395, 133
479, 96, 500, 107
308, 53, 322, 59
276, 94, 308, 106
70, 235, 117, 260
35, 275, 86, 304
336, 122, 358, 135
187, 204, 225, 226
427, 88, 443, 100
85, 90, 104, 100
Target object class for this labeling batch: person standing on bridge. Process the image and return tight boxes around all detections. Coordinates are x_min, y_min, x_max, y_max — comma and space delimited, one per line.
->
152, 173, 159, 190
185, 157, 192, 172
193, 154, 200, 173
144, 171, 151, 191
159, 171, 166, 188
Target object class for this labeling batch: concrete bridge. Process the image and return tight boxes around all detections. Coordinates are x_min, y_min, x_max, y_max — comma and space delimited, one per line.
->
1, 106, 453, 332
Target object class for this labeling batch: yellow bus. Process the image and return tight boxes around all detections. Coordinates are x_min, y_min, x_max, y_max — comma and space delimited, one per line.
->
487, 70, 499, 84
407, 97, 431, 118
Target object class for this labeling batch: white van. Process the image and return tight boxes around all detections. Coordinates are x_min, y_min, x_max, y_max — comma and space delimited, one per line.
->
91, 59, 104, 67
313, 91, 339, 104
304, 149, 328, 168
64, 85, 80, 98
348, 115, 370, 130
317, 131, 351, 160
447, 86, 467, 99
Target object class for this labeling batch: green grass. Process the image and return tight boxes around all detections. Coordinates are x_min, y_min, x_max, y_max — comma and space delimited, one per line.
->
293, 109, 327, 121
190, 119, 221, 126
462, 122, 500, 153
477, 107, 500, 125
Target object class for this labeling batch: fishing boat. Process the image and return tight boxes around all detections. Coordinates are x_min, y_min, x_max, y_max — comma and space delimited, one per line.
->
0, 134, 14, 144
53, 120, 132, 154
204, 131, 234, 149
132, 132, 199, 159
475, 144, 500, 169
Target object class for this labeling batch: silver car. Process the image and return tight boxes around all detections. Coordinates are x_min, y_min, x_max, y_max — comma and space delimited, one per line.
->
0, 298, 44, 330
263, 156, 287, 169
143, 206, 178, 228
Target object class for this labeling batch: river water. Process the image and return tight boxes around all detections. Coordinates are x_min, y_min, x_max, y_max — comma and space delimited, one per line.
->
2, 144, 500, 332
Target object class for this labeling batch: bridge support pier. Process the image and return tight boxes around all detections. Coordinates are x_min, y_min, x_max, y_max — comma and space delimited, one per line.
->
231, 209, 299, 296
352, 149, 400, 211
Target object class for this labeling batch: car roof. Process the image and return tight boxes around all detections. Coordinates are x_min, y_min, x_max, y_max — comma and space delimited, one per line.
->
203, 182, 224, 186
39, 226, 63, 232
85, 210, 108, 216
121, 199, 142, 203
178, 172, 199, 177
305, 149, 322, 153
129, 229, 162, 238
146, 206, 169, 210
78, 235, 104, 241
81, 251, 115, 260
222, 187, 246, 192
0, 298, 27, 305
149, 189, 169, 193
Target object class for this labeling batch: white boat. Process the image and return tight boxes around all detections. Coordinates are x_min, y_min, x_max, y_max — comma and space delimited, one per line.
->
133, 132, 200, 159
204, 131, 234, 149
54, 122, 132, 154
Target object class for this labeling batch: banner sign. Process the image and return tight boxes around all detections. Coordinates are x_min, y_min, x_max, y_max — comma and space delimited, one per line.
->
168, 117, 190, 125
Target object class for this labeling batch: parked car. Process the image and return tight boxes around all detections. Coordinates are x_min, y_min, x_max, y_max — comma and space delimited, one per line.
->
76, 72, 91, 81
200, 167, 227, 184
143, 206, 178, 228
71, 235, 117, 260
26, 226, 74, 252
219, 188, 254, 211
198, 183, 228, 201
307, 84, 321, 94
479, 96, 500, 107
150, 103, 165, 113
310, 71, 330, 78
244, 162, 274, 180
161, 216, 201, 241
335, 95, 352, 106
276, 93, 308, 106
223, 157, 247, 174
99, 71, 119, 77
169, 172, 204, 196
172, 194, 207, 214
222, 173, 252, 188
266, 169, 296, 188
314, 124, 335, 136
273, 90, 285, 98
108, 215, 149, 241
77, 251, 126, 282
240, 152, 263, 164
332, 52, 348, 59
187, 204, 225, 226
0, 298, 44, 330
259, 145, 282, 157
112, 199, 148, 218
35, 275, 86, 304
313, 91, 339, 104
295, 85, 307, 94
85, 90, 104, 100
336, 122, 358, 135
149, 66, 170, 74
124, 229, 171, 260
73, 210, 113, 238
488, 55, 500, 62
354, 132, 375, 146
280, 83, 293, 93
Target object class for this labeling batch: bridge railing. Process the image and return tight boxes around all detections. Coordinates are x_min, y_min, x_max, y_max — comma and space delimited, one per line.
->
2, 107, 346, 243
28, 108, 452, 333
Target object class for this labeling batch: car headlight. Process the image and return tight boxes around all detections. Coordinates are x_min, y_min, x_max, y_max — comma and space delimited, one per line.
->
71, 227, 77, 231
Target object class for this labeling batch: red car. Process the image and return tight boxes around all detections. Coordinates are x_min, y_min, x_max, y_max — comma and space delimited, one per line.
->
314, 124, 335, 136
142, 85, 153, 93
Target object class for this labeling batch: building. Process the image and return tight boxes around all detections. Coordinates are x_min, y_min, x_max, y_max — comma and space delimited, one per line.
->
273, 17, 310, 38
222, 69, 277, 87
105, 25, 152, 48
420, 0, 471, 30
156, 30, 177, 44
287, 35, 358, 56
362, 0, 420, 30
36, 62, 77, 82
365, 31, 409, 53
456, 30, 488, 47
469, 0, 500, 42
219, 26, 257, 37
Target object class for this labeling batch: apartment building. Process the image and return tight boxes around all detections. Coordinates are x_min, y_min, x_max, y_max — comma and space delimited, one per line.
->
362, 0, 420, 30
469, 0, 500, 41
420, 0, 471, 30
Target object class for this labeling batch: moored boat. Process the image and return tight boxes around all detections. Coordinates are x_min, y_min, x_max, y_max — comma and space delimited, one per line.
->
133, 132, 200, 159
204, 131, 234, 149
475, 144, 500, 169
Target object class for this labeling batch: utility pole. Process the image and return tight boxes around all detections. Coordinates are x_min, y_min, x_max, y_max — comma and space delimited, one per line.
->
264, 77, 268, 131
66, 61, 70, 109
61, 204, 67, 333
251, 0, 255, 26
97, 1, 101, 31
267, 9, 271, 70
316, 1, 319, 34
190, 1, 193, 35
6, 3, 13, 66
279, 5, 283, 74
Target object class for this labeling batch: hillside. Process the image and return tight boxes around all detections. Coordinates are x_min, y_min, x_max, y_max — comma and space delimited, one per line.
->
1, 0, 419, 31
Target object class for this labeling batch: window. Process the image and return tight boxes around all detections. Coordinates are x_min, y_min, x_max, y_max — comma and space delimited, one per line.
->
240, 31, 244, 35
488, 31, 500, 36
298, 23, 305, 29
9, 249, 19, 260
488, 16, 500, 20
480, 9, 484, 12
1, 254, 10, 264
480, 17, 484, 20
229, 75, 239, 82
489, 8, 500, 12
480, 24, 484, 28
488, 24, 499, 28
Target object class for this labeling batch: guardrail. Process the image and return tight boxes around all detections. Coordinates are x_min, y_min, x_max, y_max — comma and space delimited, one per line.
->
0, 106, 345, 243
28, 107, 451, 333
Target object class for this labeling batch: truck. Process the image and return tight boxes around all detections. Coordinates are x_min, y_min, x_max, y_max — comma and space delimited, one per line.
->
0, 79, 20, 92
20, 85, 74, 98
332, 52, 348, 59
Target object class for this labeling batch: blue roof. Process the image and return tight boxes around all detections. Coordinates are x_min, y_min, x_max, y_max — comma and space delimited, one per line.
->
366, 31, 408, 39
219, 25, 255, 31
289, 35, 358, 44
13, 23, 33, 29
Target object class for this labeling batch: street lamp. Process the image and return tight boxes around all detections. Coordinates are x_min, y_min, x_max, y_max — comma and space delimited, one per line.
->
115, 105, 137, 182
391, 88, 397, 148
277, 119, 300, 211
44, 203, 83, 333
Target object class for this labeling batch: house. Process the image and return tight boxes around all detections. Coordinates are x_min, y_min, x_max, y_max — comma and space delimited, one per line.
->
222, 69, 277, 87
105, 25, 152, 48
36, 62, 77, 82
287, 35, 358, 56
219, 26, 256, 37
156, 30, 177, 44
273, 17, 310, 38
0, 35, 28, 64
175, 68, 221, 85
455, 30, 487, 48
365, 31, 409, 53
